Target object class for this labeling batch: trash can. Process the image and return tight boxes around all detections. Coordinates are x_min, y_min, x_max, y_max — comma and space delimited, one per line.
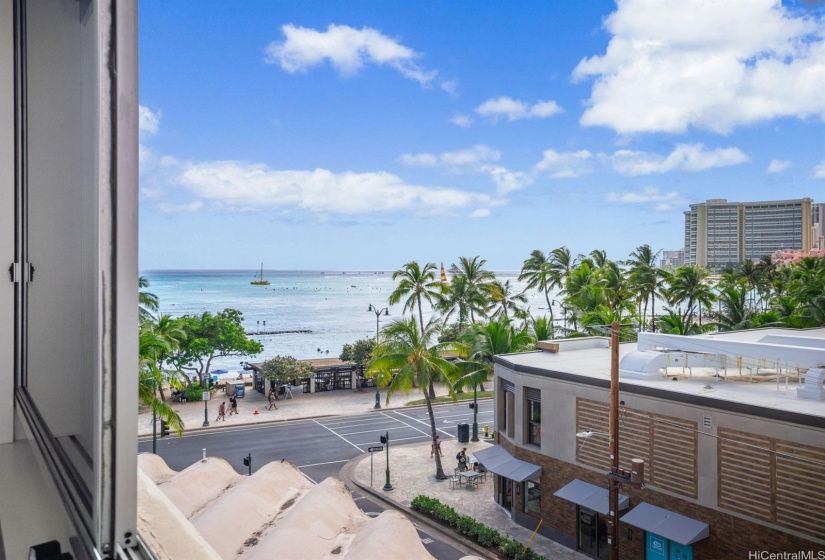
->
235, 383, 245, 398
457, 423, 469, 443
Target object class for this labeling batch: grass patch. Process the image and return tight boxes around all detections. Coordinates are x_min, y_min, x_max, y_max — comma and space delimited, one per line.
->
405, 391, 493, 406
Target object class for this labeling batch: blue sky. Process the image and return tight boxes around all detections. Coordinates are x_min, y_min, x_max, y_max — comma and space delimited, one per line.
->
138, 0, 825, 271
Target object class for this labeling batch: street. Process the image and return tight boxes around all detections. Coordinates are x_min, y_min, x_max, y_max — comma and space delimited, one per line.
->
139, 400, 494, 559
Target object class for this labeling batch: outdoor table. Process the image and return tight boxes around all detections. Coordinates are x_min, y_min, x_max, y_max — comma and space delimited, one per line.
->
459, 471, 482, 488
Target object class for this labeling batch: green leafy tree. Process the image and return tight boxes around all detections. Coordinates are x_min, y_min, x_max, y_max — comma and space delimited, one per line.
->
138, 320, 184, 436
139, 275, 159, 322
438, 275, 488, 329
259, 356, 315, 386
489, 279, 528, 320
528, 316, 553, 343
367, 318, 461, 480
448, 256, 496, 323
519, 249, 557, 326
340, 338, 377, 368
167, 308, 263, 386
665, 265, 716, 327
626, 245, 663, 331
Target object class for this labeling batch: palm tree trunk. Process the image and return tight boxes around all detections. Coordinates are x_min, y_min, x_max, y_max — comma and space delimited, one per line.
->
417, 296, 436, 400
424, 392, 448, 479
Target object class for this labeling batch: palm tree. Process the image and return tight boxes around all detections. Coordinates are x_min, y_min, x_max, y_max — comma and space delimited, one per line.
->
666, 265, 716, 326
626, 245, 662, 331
438, 274, 487, 329
736, 259, 761, 311
138, 321, 184, 436
519, 250, 556, 325
449, 256, 496, 323
549, 247, 579, 329
139, 275, 159, 322
489, 280, 528, 320
367, 318, 461, 480
709, 284, 754, 331
529, 316, 553, 342
656, 308, 703, 335
460, 318, 534, 391
389, 261, 444, 334
389, 261, 444, 399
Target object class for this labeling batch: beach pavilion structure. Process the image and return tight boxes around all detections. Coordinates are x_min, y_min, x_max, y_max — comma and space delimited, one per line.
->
246, 357, 371, 395
488, 328, 825, 559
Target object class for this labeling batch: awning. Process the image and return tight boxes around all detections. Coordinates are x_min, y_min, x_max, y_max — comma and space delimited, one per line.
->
473, 446, 542, 482
620, 502, 709, 545
553, 479, 630, 515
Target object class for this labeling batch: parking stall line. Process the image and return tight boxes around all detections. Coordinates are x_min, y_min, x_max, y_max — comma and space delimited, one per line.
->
312, 419, 366, 453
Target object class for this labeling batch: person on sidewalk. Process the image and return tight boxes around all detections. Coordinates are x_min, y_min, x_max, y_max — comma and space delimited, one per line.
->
456, 448, 468, 471
216, 401, 226, 421
431, 435, 443, 458
267, 389, 278, 411
228, 394, 238, 415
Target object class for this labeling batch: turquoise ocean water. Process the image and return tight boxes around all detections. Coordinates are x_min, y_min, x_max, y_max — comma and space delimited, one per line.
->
142, 269, 552, 372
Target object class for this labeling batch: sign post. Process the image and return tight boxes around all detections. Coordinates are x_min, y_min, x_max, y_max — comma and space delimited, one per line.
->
367, 446, 384, 487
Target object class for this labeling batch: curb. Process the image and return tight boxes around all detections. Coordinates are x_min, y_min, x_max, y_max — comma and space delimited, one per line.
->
339, 451, 502, 560
139, 396, 494, 439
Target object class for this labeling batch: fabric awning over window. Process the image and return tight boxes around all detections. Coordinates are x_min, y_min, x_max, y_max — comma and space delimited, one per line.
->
553, 479, 630, 515
473, 446, 542, 482
620, 502, 709, 545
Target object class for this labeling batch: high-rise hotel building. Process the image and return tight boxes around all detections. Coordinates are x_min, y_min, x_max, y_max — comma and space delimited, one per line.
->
684, 198, 813, 268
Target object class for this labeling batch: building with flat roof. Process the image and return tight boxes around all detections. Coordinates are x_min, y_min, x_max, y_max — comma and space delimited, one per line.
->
489, 329, 825, 559
684, 198, 813, 269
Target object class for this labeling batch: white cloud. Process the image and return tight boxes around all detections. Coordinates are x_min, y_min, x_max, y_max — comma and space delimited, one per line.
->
399, 153, 439, 167
815, 161, 825, 179
608, 143, 749, 175
486, 166, 533, 195
475, 96, 562, 122
441, 79, 459, 97
573, 0, 825, 134
450, 114, 473, 127
158, 201, 205, 213
173, 160, 494, 217
767, 159, 793, 173
401, 145, 501, 168
264, 24, 436, 85
606, 187, 685, 211
139, 105, 160, 137
533, 149, 594, 178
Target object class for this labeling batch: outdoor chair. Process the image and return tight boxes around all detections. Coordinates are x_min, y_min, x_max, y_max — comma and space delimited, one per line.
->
448, 474, 462, 489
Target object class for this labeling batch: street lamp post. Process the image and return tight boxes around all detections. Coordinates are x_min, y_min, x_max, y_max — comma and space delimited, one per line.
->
368, 304, 389, 410
202, 386, 210, 427
608, 321, 620, 560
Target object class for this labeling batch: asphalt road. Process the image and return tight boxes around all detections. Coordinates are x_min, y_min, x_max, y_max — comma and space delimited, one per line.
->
139, 400, 494, 560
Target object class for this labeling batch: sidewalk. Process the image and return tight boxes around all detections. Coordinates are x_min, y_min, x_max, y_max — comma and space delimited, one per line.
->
138, 386, 586, 559
343, 441, 587, 560
137, 386, 425, 437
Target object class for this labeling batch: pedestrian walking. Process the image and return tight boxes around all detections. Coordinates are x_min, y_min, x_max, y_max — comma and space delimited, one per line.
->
216, 401, 226, 421
229, 395, 238, 415
180, 387, 188, 404
431, 435, 443, 458
267, 390, 278, 411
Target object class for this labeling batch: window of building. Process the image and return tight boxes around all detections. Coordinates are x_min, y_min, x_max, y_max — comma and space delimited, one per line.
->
500, 379, 515, 436
525, 387, 541, 445
524, 478, 541, 515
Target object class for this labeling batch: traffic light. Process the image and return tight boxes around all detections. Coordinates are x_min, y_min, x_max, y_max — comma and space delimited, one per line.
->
379, 434, 387, 444
243, 455, 250, 467
160, 420, 170, 438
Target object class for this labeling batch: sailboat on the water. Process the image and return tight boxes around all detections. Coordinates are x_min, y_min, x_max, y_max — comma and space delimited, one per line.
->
251, 263, 270, 285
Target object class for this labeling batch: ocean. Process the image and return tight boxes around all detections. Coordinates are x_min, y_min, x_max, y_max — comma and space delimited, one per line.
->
141, 269, 554, 372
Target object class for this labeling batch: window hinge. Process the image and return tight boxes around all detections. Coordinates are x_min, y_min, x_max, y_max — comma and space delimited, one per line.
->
9, 262, 34, 283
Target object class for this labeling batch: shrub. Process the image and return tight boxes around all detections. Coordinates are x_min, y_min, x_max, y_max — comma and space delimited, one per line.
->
411, 495, 544, 560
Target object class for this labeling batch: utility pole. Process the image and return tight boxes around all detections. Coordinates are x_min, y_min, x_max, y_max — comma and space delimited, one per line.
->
608, 321, 620, 560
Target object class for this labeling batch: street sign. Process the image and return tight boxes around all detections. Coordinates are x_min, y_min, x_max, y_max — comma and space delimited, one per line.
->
368, 446, 384, 453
